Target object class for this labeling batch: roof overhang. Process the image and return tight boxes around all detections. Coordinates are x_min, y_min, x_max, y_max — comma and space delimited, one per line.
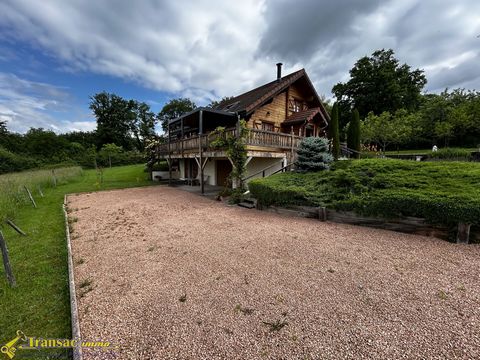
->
168, 107, 236, 125
282, 107, 328, 127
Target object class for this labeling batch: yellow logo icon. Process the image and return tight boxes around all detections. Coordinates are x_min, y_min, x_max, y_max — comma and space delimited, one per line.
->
1, 330, 26, 359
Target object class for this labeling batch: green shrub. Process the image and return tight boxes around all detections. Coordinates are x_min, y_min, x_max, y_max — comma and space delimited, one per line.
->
0, 147, 39, 174
296, 137, 333, 172
249, 159, 480, 226
148, 161, 169, 171
428, 147, 472, 160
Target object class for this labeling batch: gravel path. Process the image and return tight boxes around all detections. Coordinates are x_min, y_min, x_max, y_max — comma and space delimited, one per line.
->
68, 186, 480, 359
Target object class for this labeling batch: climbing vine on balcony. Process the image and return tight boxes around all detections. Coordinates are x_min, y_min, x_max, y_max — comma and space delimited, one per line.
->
210, 120, 249, 189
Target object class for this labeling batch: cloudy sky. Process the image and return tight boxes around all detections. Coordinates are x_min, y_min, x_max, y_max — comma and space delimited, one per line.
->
0, 0, 479, 133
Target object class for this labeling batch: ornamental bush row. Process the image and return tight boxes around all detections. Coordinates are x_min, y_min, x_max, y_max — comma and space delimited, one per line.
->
249, 158, 480, 226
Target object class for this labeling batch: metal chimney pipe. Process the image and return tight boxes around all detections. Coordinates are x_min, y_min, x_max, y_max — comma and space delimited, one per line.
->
276, 63, 283, 81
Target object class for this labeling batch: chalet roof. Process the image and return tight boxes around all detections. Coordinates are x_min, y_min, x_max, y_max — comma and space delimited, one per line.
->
215, 69, 307, 114
169, 68, 330, 126
282, 107, 323, 126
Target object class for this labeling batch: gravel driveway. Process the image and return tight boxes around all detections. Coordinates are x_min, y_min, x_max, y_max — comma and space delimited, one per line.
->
68, 186, 480, 359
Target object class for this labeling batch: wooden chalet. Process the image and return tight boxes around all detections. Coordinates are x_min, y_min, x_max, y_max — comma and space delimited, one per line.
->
156, 64, 329, 192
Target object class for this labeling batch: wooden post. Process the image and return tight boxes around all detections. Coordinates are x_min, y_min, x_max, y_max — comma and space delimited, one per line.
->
168, 121, 172, 186
52, 169, 57, 187
24, 186, 37, 208
5, 220, 26, 236
318, 207, 327, 221
199, 110, 204, 194
290, 126, 294, 163
181, 118, 184, 157
0, 231, 16, 287
457, 223, 471, 244
236, 115, 241, 139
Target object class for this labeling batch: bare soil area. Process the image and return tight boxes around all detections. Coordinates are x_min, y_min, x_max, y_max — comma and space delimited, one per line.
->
68, 186, 480, 359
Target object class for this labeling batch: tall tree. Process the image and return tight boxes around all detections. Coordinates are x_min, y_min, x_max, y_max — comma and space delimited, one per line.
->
89, 92, 136, 150
329, 103, 340, 160
132, 101, 157, 150
347, 109, 361, 158
158, 98, 196, 133
333, 49, 427, 119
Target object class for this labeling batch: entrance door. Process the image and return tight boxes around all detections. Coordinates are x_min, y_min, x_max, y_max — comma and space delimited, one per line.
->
216, 160, 233, 187
184, 159, 198, 179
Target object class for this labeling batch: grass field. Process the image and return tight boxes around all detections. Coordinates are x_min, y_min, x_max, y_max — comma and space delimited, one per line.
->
0, 164, 157, 357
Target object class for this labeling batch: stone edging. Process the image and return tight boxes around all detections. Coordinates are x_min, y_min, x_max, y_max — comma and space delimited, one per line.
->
63, 194, 83, 360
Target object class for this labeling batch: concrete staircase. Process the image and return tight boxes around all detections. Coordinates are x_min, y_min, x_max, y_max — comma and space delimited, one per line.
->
238, 198, 257, 209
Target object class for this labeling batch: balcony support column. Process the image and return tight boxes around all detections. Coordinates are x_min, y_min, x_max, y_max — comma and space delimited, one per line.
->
181, 118, 184, 157
168, 121, 172, 186
199, 110, 204, 194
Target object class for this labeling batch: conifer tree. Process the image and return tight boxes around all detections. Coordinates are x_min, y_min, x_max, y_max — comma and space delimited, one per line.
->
296, 137, 333, 172
347, 109, 361, 158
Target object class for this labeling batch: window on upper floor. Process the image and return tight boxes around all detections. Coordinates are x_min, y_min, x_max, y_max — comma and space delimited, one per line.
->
261, 121, 275, 132
289, 98, 306, 113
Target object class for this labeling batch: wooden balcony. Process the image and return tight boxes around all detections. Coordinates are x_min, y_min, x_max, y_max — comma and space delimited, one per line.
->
157, 128, 303, 156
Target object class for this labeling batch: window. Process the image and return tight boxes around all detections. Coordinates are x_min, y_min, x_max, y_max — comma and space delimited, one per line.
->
289, 98, 306, 113
261, 121, 274, 132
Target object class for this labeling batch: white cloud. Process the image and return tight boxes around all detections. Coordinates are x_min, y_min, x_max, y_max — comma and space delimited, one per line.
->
1, 0, 480, 130
0, 72, 95, 133
0, 0, 274, 103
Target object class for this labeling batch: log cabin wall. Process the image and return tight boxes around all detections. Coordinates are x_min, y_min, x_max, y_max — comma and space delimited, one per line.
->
248, 91, 287, 132
247, 82, 317, 134
287, 83, 311, 117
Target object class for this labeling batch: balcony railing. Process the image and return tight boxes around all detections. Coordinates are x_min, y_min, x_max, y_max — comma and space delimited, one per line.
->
157, 128, 303, 155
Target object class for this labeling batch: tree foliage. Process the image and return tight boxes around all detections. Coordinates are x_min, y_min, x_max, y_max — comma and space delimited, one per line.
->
0, 120, 7, 134
329, 103, 340, 160
333, 49, 427, 119
89, 92, 158, 151
361, 110, 416, 152
347, 109, 361, 157
210, 120, 249, 190
158, 98, 196, 132
208, 96, 234, 109
89, 92, 137, 149
132, 101, 157, 150
296, 137, 333, 172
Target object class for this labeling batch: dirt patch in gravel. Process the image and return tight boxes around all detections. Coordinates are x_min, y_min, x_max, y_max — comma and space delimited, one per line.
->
67, 186, 480, 359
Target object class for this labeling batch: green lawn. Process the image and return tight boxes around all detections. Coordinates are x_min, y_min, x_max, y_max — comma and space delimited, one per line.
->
0, 164, 157, 357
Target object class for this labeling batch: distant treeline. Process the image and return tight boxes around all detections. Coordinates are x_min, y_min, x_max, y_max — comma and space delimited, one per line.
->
333, 49, 480, 151
0, 128, 145, 174
358, 90, 480, 151
0, 91, 165, 174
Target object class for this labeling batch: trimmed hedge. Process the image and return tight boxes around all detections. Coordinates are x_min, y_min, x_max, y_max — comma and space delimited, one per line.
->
428, 147, 472, 160
249, 159, 480, 226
